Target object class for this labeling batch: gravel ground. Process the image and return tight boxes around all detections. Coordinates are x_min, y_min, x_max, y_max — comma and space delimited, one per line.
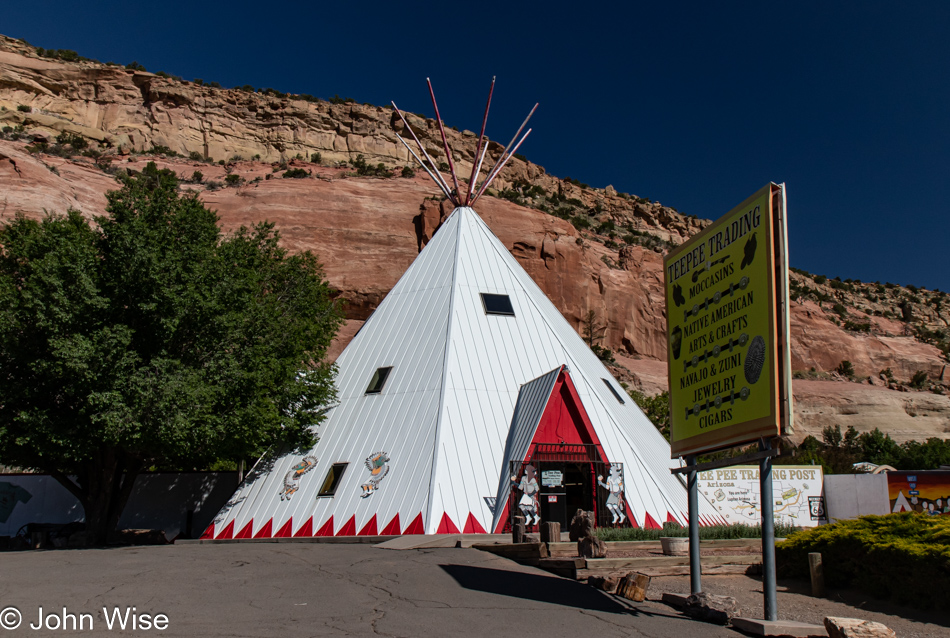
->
646, 574, 950, 638
605, 547, 761, 558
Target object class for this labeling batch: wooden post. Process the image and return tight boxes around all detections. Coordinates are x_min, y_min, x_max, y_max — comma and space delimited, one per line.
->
512, 523, 525, 544
540, 521, 560, 543
808, 552, 825, 597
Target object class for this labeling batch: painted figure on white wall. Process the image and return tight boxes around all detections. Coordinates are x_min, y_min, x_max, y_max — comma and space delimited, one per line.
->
598, 464, 626, 524
512, 464, 540, 526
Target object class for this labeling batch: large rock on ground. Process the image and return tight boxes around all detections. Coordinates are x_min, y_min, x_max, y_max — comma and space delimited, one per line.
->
683, 592, 741, 625
824, 617, 896, 638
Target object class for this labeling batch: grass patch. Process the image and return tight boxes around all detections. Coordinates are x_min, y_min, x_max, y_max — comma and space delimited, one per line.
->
776, 513, 950, 609
596, 522, 799, 541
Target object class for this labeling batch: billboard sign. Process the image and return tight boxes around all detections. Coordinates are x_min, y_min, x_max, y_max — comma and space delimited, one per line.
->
697, 465, 825, 527
664, 184, 792, 457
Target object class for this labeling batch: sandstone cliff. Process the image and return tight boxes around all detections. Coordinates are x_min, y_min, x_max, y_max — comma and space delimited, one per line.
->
1, 35, 947, 444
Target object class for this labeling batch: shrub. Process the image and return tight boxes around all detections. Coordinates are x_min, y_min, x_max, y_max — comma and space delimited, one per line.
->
813, 275, 827, 284
17, 104, 31, 113
570, 215, 591, 230
191, 170, 203, 183
836, 360, 854, 377
311, 152, 322, 164
125, 61, 146, 72
910, 370, 928, 389
598, 522, 799, 542
188, 151, 203, 161
776, 513, 950, 609
401, 165, 415, 178
224, 174, 243, 187
56, 131, 88, 150
148, 145, 178, 157
283, 168, 309, 179
843, 320, 870, 333
351, 154, 393, 178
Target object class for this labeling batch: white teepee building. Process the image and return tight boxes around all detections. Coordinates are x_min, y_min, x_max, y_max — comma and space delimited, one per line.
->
202, 82, 724, 540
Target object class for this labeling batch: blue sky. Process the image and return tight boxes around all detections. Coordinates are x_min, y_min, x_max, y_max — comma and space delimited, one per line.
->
6, 2, 948, 290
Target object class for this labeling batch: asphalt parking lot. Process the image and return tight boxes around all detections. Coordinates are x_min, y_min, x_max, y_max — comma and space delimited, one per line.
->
0, 542, 737, 637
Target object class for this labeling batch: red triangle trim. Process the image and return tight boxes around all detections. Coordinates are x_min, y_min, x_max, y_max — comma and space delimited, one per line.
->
402, 513, 425, 535
492, 501, 511, 534
437, 512, 460, 534
314, 516, 334, 537
253, 518, 273, 539
463, 513, 486, 534
200, 523, 215, 540
336, 515, 357, 536
235, 519, 255, 539
358, 514, 378, 536
274, 518, 294, 538
215, 520, 235, 540
294, 517, 313, 537
643, 512, 661, 530
380, 514, 401, 535
666, 512, 680, 525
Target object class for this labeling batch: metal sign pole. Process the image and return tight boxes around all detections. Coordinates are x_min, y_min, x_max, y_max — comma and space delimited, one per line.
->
759, 439, 777, 621
686, 455, 701, 594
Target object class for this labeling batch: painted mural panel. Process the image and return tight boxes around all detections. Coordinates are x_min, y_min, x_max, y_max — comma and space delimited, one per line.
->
697, 465, 825, 527
887, 471, 950, 515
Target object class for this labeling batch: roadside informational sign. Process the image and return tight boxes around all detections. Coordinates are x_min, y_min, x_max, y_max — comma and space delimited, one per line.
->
697, 465, 825, 527
664, 184, 793, 457
887, 471, 950, 515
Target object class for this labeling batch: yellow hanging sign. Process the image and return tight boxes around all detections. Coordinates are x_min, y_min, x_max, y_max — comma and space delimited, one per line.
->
664, 184, 792, 458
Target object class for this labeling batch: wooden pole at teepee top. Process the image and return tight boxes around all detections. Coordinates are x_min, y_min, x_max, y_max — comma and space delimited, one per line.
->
426, 78, 462, 202
472, 103, 538, 203
391, 101, 457, 205
465, 77, 495, 205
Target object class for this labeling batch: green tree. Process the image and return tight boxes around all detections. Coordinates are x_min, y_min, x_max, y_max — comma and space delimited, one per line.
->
0, 165, 343, 544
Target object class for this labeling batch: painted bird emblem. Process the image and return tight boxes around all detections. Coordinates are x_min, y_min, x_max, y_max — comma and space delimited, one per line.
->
361, 451, 391, 498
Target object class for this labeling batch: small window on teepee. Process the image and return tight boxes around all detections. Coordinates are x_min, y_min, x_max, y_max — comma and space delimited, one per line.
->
365, 366, 392, 394
480, 293, 515, 316
602, 378, 626, 404
318, 463, 348, 497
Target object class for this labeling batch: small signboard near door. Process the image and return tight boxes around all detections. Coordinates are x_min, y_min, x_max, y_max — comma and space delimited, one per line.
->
542, 470, 563, 487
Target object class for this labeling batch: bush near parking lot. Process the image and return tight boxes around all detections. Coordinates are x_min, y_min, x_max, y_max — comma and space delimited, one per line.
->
776, 513, 950, 609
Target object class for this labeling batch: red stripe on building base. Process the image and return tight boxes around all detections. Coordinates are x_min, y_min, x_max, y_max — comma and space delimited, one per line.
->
643, 512, 661, 530
294, 517, 313, 538
200, 523, 215, 540
314, 516, 334, 537
274, 518, 294, 538
380, 514, 401, 535
235, 519, 255, 539
402, 513, 424, 535
253, 519, 273, 539
463, 513, 486, 534
336, 515, 357, 536
215, 520, 235, 540
358, 515, 378, 536
437, 512, 460, 534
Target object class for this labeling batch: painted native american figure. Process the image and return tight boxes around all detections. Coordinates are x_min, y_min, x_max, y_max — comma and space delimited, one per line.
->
511, 464, 541, 526
597, 464, 626, 524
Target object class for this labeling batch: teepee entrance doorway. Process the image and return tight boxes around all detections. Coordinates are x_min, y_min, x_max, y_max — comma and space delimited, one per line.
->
507, 446, 623, 531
